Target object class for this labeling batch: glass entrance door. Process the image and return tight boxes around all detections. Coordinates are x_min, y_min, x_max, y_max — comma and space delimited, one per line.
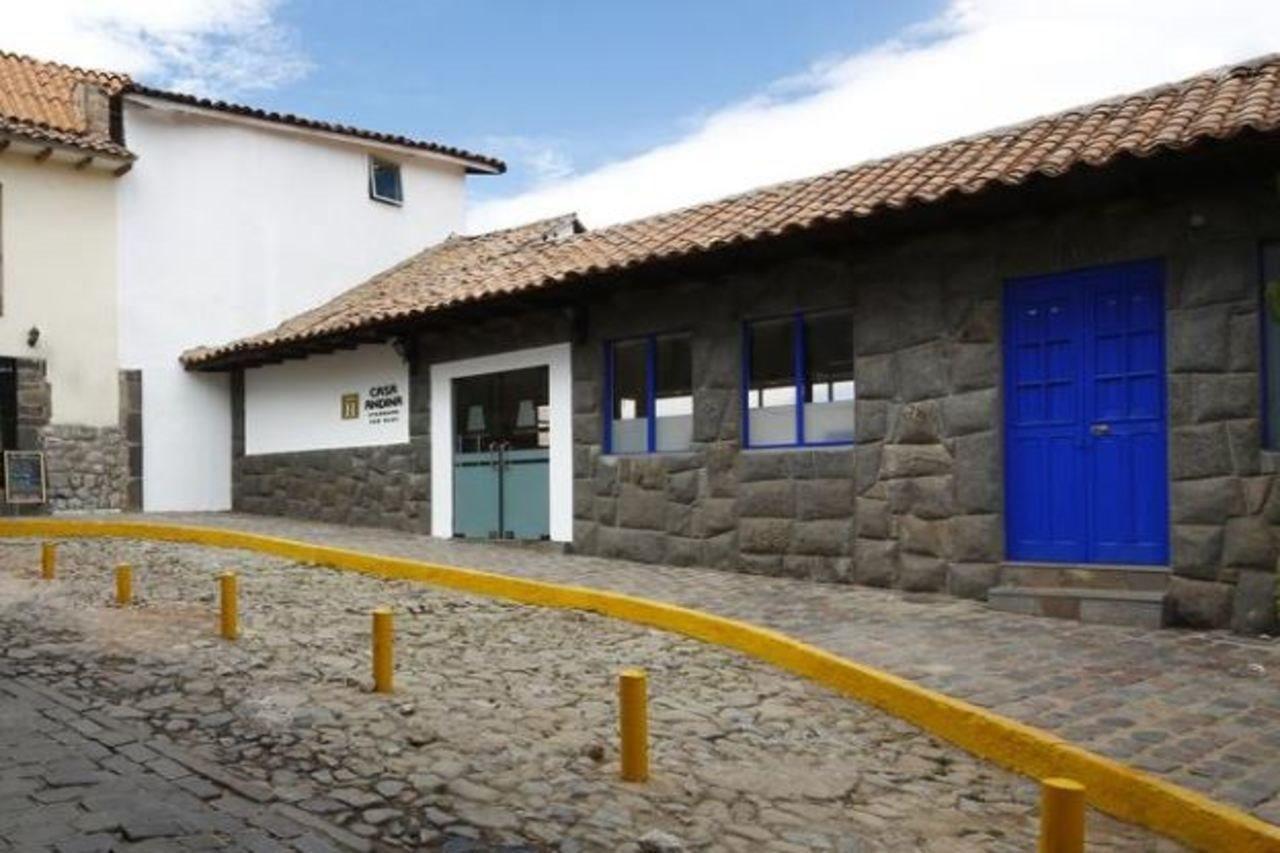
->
452, 366, 550, 539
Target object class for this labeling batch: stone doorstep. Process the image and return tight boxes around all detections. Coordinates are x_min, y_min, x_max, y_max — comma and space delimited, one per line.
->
987, 585, 1169, 629
999, 562, 1171, 592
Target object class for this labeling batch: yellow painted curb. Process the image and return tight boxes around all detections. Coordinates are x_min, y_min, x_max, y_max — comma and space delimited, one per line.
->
2, 517, 1276, 852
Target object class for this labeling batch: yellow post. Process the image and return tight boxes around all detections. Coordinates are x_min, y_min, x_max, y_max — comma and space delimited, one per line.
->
1039, 777, 1086, 853
40, 542, 56, 580
372, 608, 394, 693
619, 668, 649, 782
115, 564, 132, 605
219, 572, 238, 640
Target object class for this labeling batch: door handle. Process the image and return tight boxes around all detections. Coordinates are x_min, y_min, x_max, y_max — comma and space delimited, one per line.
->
1090, 423, 1111, 436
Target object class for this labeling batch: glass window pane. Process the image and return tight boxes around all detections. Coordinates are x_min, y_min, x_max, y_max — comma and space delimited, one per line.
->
1264, 244, 1280, 449
804, 310, 854, 443
747, 317, 797, 446
371, 158, 402, 202
654, 333, 692, 451
610, 339, 648, 453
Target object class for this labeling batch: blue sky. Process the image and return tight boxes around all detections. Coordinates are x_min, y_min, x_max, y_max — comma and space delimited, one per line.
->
5, 1, 1277, 230
265, 1, 937, 203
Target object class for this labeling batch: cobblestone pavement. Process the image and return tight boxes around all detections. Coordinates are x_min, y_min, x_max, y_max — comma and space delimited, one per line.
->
0, 539, 1176, 851
0, 667, 358, 851
120, 512, 1280, 827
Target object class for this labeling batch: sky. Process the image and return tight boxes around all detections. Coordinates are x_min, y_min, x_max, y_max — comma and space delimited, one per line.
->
2, 1, 1278, 232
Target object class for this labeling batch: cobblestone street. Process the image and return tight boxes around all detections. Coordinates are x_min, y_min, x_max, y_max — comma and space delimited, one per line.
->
0, 537, 1176, 851
125, 513, 1280, 826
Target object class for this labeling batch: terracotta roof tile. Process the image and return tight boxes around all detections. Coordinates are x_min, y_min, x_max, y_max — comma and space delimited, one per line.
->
0, 50, 131, 157
184, 53, 1280, 368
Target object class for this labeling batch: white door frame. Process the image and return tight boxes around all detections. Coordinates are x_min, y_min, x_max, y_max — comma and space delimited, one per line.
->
429, 342, 574, 542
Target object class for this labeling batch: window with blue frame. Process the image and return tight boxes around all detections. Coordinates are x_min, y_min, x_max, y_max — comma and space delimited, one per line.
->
744, 310, 854, 447
605, 332, 693, 454
1263, 242, 1280, 449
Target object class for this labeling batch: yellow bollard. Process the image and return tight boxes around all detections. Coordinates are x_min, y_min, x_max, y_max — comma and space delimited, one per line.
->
1039, 777, 1085, 853
40, 542, 56, 580
372, 608, 394, 693
115, 564, 132, 606
618, 668, 649, 782
219, 572, 238, 640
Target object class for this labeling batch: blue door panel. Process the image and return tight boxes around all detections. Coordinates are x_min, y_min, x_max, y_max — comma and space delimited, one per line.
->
1005, 260, 1169, 565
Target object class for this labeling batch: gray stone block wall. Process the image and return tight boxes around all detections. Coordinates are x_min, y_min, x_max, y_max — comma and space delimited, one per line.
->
234, 442, 430, 533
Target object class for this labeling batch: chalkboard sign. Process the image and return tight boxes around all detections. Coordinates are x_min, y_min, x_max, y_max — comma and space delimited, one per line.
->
4, 451, 46, 505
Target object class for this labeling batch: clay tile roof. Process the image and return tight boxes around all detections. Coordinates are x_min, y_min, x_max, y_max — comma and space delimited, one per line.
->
0, 50, 132, 157
126, 85, 505, 174
183, 53, 1280, 369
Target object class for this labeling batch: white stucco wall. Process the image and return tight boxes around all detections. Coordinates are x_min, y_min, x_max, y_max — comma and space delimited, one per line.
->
118, 99, 469, 510
0, 154, 119, 426
245, 344, 409, 455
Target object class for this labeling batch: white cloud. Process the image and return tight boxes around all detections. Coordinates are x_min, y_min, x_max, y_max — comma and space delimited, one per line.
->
470, 0, 1280, 233
0, 0, 310, 95
482, 135, 576, 186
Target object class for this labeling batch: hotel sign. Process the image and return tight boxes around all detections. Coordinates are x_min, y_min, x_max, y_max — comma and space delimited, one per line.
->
341, 383, 403, 426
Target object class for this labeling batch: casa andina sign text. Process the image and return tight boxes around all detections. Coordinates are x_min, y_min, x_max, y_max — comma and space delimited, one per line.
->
341, 382, 404, 426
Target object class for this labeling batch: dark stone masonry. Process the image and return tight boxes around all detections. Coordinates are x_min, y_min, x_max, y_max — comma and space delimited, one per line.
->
232, 162, 1280, 633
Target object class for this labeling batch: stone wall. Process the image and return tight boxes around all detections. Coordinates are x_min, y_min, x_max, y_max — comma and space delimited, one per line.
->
41, 423, 130, 511
234, 444, 428, 532
119, 370, 143, 511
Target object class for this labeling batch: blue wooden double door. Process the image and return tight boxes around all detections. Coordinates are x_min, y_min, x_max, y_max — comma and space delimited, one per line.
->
1004, 260, 1169, 566
452, 366, 551, 540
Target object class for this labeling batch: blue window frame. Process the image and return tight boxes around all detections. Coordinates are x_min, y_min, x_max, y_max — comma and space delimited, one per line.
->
743, 310, 854, 448
1262, 242, 1280, 449
604, 332, 693, 454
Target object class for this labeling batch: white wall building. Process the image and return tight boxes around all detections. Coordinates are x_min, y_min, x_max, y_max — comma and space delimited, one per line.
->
116, 89, 503, 511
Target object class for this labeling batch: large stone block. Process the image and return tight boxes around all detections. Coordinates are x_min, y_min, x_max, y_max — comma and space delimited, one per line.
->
792, 519, 853, 556
597, 527, 667, 564
1169, 423, 1233, 480
889, 400, 943, 444
1172, 524, 1224, 576
949, 514, 1002, 562
738, 518, 792, 554
1191, 373, 1257, 423
950, 343, 998, 392
910, 475, 954, 520
1171, 476, 1245, 524
1228, 311, 1260, 373
796, 478, 854, 520
1227, 419, 1261, 477
953, 431, 1000, 513
617, 485, 667, 530
853, 538, 897, 587
855, 399, 890, 443
854, 444, 883, 495
693, 387, 735, 443
1231, 569, 1278, 635
855, 497, 891, 539
881, 444, 951, 479
1168, 305, 1231, 373
942, 388, 997, 438
738, 450, 793, 483
948, 562, 1000, 600
856, 353, 896, 400
1175, 240, 1251, 307
666, 469, 700, 505
1168, 576, 1233, 629
897, 342, 951, 402
897, 553, 947, 592
899, 515, 947, 557
696, 498, 737, 537
1223, 516, 1277, 568
736, 480, 795, 518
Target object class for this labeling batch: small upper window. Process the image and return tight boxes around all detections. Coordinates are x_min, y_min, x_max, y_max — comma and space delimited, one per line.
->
369, 156, 403, 205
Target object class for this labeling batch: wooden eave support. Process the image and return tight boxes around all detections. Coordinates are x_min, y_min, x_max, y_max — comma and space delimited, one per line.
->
74, 155, 94, 170
33, 146, 52, 163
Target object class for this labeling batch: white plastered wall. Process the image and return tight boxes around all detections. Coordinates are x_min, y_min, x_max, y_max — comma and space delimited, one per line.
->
0, 155, 119, 426
118, 100, 469, 510
429, 343, 573, 542
244, 344, 409, 455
